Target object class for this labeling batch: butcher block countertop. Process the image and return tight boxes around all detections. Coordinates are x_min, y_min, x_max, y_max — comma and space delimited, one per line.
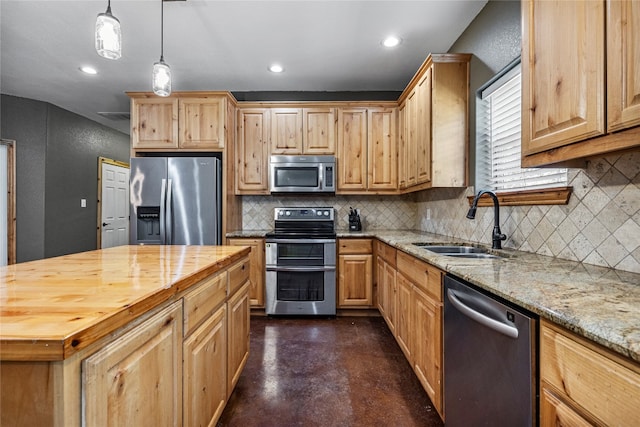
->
0, 245, 250, 362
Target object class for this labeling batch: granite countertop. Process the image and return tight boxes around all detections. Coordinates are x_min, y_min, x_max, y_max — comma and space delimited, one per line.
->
0, 245, 250, 361
228, 229, 640, 362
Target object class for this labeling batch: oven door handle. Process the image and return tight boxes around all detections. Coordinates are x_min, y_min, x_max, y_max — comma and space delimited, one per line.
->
266, 266, 336, 272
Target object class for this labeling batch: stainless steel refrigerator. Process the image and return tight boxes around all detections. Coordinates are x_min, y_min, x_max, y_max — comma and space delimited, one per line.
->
129, 157, 222, 245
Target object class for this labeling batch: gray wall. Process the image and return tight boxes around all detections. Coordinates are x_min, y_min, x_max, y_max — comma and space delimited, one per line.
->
1, 94, 130, 262
448, 0, 522, 185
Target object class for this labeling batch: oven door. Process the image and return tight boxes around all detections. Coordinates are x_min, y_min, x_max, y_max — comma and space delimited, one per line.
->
265, 239, 336, 315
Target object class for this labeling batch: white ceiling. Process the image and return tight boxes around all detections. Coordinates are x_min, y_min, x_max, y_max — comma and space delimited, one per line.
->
1, 0, 488, 135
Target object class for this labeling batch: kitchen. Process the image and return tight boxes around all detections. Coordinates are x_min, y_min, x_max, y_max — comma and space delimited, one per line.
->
2, 0, 640, 426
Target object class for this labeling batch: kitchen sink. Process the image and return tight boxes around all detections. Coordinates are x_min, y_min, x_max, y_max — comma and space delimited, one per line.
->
411, 243, 502, 259
412, 244, 489, 254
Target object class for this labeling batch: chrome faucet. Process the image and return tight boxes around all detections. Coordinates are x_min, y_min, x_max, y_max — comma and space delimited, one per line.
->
467, 190, 507, 249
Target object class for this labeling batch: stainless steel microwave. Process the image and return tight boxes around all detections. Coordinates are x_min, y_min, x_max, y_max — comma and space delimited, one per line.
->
269, 155, 335, 193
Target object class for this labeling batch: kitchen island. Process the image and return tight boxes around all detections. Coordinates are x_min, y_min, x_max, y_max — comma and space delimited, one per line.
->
0, 245, 251, 427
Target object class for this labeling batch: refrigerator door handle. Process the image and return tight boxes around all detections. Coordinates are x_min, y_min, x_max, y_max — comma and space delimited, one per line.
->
166, 178, 173, 245
160, 178, 167, 244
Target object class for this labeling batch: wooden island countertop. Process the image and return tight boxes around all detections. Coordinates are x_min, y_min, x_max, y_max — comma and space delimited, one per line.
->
0, 245, 250, 361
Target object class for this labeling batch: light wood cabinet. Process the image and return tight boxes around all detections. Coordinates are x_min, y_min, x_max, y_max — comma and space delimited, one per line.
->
337, 106, 398, 193
271, 108, 303, 154
522, 0, 640, 167
130, 93, 230, 150
227, 281, 250, 397
270, 107, 336, 155
83, 301, 183, 427
228, 237, 266, 308
130, 97, 179, 149
236, 108, 270, 194
540, 319, 640, 427
179, 97, 226, 149
338, 239, 374, 308
304, 107, 337, 154
413, 286, 442, 416
395, 273, 413, 360
398, 54, 469, 191
183, 305, 227, 427
375, 240, 397, 334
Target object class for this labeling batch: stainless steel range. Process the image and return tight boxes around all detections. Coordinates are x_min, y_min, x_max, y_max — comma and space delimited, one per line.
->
265, 207, 336, 315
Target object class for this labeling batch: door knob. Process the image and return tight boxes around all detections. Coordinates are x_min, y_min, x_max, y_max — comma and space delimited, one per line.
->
102, 222, 110, 227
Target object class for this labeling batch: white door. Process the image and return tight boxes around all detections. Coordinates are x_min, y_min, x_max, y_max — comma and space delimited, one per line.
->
0, 143, 8, 266
101, 161, 130, 248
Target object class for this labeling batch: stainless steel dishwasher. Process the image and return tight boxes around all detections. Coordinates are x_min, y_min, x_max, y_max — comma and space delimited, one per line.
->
444, 274, 537, 426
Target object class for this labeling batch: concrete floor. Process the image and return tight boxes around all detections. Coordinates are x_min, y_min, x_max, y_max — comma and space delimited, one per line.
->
218, 316, 443, 427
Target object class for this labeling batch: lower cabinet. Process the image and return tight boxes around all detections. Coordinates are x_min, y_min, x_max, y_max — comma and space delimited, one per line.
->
183, 305, 227, 427
338, 238, 374, 308
375, 241, 444, 419
227, 281, 251, 396
83, 301, 184, 427
228, 237, 265, 308
540, 319, 640, 426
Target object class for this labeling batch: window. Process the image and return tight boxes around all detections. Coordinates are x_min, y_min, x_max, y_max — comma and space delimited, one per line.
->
476, 58, 567, 194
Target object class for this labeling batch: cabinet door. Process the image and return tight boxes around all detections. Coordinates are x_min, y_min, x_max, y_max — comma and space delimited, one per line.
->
183, 305, 227, 427
337, 108, 368, 191
227, 281, 250, 396
179, 97, 225, 149
303, 108, 336, 154
338, 254, 373, 307
405, 90, 418, 187
83, 302, 183, 427
395, 273, 412, 361
607, 0, 640, 132
416, 69, 432, 185
228, 238, 265, 308
540, 387, 595, 427
367, 108, 398, 191
397, 102, 407, 189
131, 97, 179, 149
376, 256, 387, 317
413, 286, 443, 416
270, 108, 303, 154
236, 109, 270, 194
522, 0, 605, 155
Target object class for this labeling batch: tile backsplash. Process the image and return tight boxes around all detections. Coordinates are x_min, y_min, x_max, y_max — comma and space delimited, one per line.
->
417, 152, 640, 274
241, 152, 639, 274
242, 194, 417, 231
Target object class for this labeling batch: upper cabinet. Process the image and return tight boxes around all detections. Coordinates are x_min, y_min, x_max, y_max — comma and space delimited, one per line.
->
236, 108, 270, 194
521, 0, 640, 167
398, 54, 470, 192
336, 106, 398, 193
129, 92, 232, 151
270, 107, 336, 155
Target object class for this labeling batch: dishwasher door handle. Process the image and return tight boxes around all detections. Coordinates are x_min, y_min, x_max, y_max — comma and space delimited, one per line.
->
447, 289, 519, 339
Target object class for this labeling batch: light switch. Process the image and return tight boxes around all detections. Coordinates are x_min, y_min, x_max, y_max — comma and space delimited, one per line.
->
81, 199, 86, 208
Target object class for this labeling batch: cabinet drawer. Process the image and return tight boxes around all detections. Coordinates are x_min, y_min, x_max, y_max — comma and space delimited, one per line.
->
396, 251, 442, 301
540, 320, 640, 426
375, 240, 396, 266
183, 273, 227, 336
228, 257, 250, 296
339, 239, 372, 254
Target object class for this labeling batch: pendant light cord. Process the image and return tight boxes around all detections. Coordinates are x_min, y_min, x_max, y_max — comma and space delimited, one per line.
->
160, 0, 164, 62
106, 0, 112, 14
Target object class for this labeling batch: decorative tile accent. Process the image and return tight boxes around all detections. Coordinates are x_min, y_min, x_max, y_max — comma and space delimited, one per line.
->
416, 152, 640, 274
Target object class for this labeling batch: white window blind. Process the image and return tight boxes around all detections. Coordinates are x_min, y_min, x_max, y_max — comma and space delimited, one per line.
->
476, 60, 567, 192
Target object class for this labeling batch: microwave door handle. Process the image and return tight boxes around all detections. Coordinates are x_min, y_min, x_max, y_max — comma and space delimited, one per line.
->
319, 165, 324, 190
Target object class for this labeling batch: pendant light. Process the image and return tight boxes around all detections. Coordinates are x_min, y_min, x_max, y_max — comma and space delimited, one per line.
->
152, 0, 171, 97
95, 0, 122, 60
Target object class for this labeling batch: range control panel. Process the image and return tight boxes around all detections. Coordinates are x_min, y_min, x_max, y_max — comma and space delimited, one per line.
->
274, 207, 334, 221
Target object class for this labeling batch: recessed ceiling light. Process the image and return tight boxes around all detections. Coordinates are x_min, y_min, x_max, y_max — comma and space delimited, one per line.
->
269, 64, 284, 73
382, 36, 402, 48
80, 66, 98, 75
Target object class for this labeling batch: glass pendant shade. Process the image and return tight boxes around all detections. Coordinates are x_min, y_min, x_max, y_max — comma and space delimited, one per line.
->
95, 4, 121, 60
152, 59, 172, 97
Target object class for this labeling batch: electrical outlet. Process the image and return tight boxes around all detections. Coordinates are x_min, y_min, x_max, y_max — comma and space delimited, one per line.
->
426, 208, 431, 220
81, 199, 86, 208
